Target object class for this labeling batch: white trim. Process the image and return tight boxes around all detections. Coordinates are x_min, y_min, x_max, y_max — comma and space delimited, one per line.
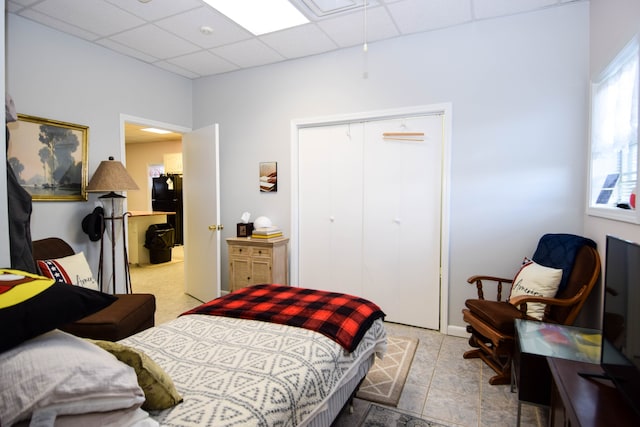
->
290, 103, 452, 334
447, 325, 469, 339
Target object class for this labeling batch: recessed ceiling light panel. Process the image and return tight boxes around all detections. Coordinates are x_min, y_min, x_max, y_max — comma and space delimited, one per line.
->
203, 0, 309, 35
141, 128, 172, 134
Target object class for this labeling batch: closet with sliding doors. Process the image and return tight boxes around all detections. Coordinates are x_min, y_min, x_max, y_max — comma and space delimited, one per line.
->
297, 112, 445, 329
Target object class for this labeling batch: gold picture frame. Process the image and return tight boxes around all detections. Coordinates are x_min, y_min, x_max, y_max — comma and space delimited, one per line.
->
7, 114, 89, 201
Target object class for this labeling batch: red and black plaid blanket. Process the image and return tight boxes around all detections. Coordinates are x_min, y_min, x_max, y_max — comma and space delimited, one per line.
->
182, 284, 385, 352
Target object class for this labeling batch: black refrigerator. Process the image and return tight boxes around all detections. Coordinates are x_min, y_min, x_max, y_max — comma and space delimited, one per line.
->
151, 174, 183, 245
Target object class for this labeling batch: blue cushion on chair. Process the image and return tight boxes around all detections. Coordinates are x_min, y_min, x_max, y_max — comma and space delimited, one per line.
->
532, 233, 596, 293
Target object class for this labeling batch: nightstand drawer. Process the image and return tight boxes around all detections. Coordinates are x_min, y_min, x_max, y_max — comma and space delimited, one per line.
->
229, 245, 251, 256
251, 247, 272, 258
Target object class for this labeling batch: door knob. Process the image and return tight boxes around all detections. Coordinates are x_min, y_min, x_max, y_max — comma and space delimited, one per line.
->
208, 224, 224, 231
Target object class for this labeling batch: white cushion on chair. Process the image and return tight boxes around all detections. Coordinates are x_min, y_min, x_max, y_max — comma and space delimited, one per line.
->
509, 260, 562, 319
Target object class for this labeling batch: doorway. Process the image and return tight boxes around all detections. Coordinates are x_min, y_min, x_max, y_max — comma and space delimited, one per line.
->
122, 116, 223, 305
122, 116, 190, 317
291, 104, 452, 332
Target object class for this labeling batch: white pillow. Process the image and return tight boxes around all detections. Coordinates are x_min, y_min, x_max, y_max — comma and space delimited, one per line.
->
509, 260, 563, 320
37, 251, 100, 291
0, 330, 144, 426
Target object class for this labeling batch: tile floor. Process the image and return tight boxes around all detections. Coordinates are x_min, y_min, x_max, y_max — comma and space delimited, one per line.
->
129, 250, 548, 427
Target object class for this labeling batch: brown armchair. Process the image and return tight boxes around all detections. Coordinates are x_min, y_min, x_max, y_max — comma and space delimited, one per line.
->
462, 234, 601, 385
32, 237, 156, 341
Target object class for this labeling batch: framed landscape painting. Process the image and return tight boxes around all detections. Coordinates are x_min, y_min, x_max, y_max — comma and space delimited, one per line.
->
7, 114, 89, 201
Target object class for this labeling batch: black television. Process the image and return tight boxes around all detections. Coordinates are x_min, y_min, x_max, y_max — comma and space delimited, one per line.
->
601, 235, 640, 417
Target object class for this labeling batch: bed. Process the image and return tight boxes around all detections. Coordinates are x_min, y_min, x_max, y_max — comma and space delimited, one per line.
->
0, 278, 386, 427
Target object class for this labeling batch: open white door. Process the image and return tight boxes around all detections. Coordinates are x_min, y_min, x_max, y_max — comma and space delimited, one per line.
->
182, 124, 221, 302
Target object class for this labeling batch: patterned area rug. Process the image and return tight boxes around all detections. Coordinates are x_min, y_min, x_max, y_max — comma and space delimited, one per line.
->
358, 404, 452, 427
356, 335, 418, 406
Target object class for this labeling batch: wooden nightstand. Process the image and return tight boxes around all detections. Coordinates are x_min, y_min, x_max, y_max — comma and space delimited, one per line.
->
226, 237, 289, 292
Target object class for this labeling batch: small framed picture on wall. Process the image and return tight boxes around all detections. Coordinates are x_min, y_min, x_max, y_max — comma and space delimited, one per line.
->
260, 162, 277, 192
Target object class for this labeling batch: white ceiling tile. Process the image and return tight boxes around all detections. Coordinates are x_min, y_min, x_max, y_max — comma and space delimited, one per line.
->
260, 24, 338, 59
318, 6, 399, 48
95, 38, 159, 63
6, 2, 24, 13
387, 0, 473, 34
105, 0, 203, 21
153, 60, 201, 79
156, 7, 252, 49
166, 50, 238, 77
30, 0, 145, 37
473, 0, 558, 20
109, 25, 201, 59
211, 39, 285, 68
18, 9, 101, 41
9, 0, 41, 8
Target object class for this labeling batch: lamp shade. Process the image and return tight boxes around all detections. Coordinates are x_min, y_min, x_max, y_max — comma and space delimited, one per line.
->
86, 156, 139, 193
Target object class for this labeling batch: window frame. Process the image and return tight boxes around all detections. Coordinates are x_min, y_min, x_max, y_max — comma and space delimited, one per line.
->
587, 36, 640, 224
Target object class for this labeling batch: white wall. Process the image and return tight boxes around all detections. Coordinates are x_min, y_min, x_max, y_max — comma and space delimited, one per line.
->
5, 14, 192, 291
192, 3, 590, 331
582, 0, 640, 326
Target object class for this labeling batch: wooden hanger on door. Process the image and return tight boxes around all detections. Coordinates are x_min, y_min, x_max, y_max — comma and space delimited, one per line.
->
382, 132, 425, 142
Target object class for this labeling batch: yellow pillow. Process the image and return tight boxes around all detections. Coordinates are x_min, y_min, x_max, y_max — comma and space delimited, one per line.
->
89, 340, 183, 411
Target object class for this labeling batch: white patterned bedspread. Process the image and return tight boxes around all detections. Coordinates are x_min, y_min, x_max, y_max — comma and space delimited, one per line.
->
120, 314, 386, 427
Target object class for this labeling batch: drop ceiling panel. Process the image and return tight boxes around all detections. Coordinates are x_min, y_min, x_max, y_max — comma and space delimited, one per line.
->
96, 38, 160, 63
317, 6, 399, 48
105, 0, 203, 21
153, 61, 201, 79
211, 39, 285, 69
29, 0, 144, 37
166, 50, 238, 77
155, 7, 253, 49
261, 24, 338, 59
109, 25, 201, 59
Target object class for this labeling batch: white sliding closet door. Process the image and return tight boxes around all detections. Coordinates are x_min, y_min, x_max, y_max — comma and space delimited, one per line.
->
298, 113, 444, 330
298, 124, 364, 297
362, 115, 443, 329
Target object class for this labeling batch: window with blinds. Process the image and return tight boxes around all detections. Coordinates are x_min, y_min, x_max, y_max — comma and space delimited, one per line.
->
589, 36, 640, 222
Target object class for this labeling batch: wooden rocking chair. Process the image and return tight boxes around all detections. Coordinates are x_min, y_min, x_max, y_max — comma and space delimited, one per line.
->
462, 234, 601, 385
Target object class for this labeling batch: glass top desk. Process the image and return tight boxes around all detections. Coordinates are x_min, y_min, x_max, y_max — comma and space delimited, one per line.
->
513, 319, 601, 425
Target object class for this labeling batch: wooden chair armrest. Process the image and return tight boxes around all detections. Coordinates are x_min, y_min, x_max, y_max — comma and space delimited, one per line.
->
509, 286, 587, 314
466, 275, 513, 301
467, 275, 513, 284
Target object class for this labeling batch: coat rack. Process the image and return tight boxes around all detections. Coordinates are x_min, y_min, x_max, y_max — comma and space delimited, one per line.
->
86, 157, 139, 294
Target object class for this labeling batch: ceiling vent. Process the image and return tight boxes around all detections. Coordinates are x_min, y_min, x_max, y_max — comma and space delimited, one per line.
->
290, 0, 378, 19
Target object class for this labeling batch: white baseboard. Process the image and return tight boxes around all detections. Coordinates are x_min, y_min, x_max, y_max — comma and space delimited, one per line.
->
446, 325, 469, 338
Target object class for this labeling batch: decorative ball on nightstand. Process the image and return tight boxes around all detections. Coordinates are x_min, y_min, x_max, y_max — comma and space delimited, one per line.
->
253, 216, 272, 229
